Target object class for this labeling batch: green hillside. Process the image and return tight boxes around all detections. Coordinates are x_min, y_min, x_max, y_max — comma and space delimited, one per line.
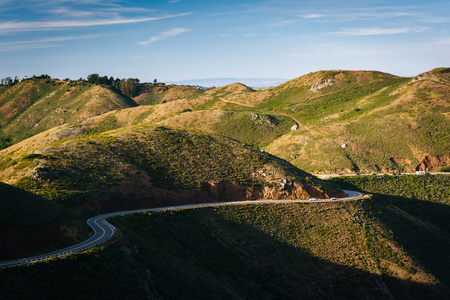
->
0, 68, 449, 299
133, 82, 203, 105
0, 78, 137, 144
145, 69, 450, 174
0, 124, 341, 260
1, 69, 449, 173
62, 68, 448, 174
1, 175, 449, 299
260, 69, 450, 173
0, 126, 340, 206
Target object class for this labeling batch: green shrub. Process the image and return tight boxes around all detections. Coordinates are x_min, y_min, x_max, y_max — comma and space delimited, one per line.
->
439, 166, 450, 172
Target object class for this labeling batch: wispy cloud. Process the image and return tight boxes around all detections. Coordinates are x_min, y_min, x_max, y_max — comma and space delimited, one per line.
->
0, 12, 192, 33
299, 10, 419, 22
271, 20, 296, 28
138, 28, 190, 46
300, 14, 326, 19
331, 27, 428, 36
0, 34, 100, 51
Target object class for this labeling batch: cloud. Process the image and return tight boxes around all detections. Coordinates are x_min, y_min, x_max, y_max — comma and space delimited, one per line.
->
138, 28, 190, 45
271, 20, 296, 28
0, 12, 192, 33
300, 14, 326, 19
331, 27, 428, 36
0, 34, 100, 51
299, 9, 419, 22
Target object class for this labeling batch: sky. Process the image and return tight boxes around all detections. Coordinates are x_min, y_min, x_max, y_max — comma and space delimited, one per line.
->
0, 0, 449, 83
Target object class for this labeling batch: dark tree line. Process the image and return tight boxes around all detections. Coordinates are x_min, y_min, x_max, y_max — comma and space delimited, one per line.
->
87, 73, 140, 98
0, 76, 19, 86
1, 74, 53, 87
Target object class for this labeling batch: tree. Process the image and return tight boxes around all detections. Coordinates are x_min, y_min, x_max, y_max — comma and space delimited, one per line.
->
0, 135, 13, 150
87, 73, 100, 84
118, 78, 140, 97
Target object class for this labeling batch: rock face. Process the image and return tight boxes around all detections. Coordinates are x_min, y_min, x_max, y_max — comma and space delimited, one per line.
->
415, 155, 450, 171
310, 78, 334, 92
81, 180, 346, 214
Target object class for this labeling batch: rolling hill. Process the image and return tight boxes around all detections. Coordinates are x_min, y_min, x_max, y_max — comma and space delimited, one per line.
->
1, 175, 449, 299
0, 68, 449, 299
3, 69, 448, 175
0, 77, 137, 143
126, 68, 450, 174
132, 82, 203, 105
0, 123, 342, 260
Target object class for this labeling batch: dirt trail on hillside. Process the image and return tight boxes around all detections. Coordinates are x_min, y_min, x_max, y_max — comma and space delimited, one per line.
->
278, 112, 301, 127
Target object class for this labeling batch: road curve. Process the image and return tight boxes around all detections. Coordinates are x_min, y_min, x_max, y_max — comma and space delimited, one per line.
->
0, 190, 364, 269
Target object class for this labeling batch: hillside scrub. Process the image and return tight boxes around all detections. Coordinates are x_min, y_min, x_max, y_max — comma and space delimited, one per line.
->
214, 111, 293, 147
2, 195, 449, 299
331, 175, 450, 287
0, 183, 89, 260
0, 126, 341, 214
0, 78, 137, 144
261, 70, 449, 173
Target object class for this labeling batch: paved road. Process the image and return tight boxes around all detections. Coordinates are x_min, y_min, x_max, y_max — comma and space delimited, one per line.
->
318, 172, 450, 178
0, 190, 364, 269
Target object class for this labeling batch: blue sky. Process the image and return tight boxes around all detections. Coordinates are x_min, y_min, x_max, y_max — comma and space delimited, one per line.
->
0, 0, 449, 82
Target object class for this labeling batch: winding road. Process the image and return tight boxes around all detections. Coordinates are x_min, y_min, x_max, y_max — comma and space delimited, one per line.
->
0, 190, 364, 269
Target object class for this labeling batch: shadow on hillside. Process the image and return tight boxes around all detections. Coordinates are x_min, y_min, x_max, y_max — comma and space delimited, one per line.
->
0, 183, 90, 261
1, 202, 450, 299
110, 207, 449, 300
336, 181, 450, 288
373, 194, 450, 287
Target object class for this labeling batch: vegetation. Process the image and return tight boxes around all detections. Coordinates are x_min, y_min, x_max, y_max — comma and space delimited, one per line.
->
0, 182, 61, 228
86, 73, 140, 97
0, 125, 336, 209
134, 83, 203, 105
0, 68, 449, 298
0, 135, 12, 150
330, 175, 450, 290
1, 174, 449, 299
214, 112, 293, 147
0, 77, 137, 144
1, 69, 449, 174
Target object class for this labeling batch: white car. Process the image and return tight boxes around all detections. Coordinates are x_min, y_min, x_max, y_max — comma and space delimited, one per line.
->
330, 197, 338, 200
309, 198, 317, 201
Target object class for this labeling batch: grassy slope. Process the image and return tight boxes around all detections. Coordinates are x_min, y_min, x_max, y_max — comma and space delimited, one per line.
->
331, 175, 450, 290
66, 69, 448, 174
0, 124, 340, 260
0, 125, 336, 199
0, 79, 137, 143
128, 69, 450, 173
261, 69, 450, 173
133, 83, 203, 105
2, 69, 449, 174
1, 175, 449, 299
